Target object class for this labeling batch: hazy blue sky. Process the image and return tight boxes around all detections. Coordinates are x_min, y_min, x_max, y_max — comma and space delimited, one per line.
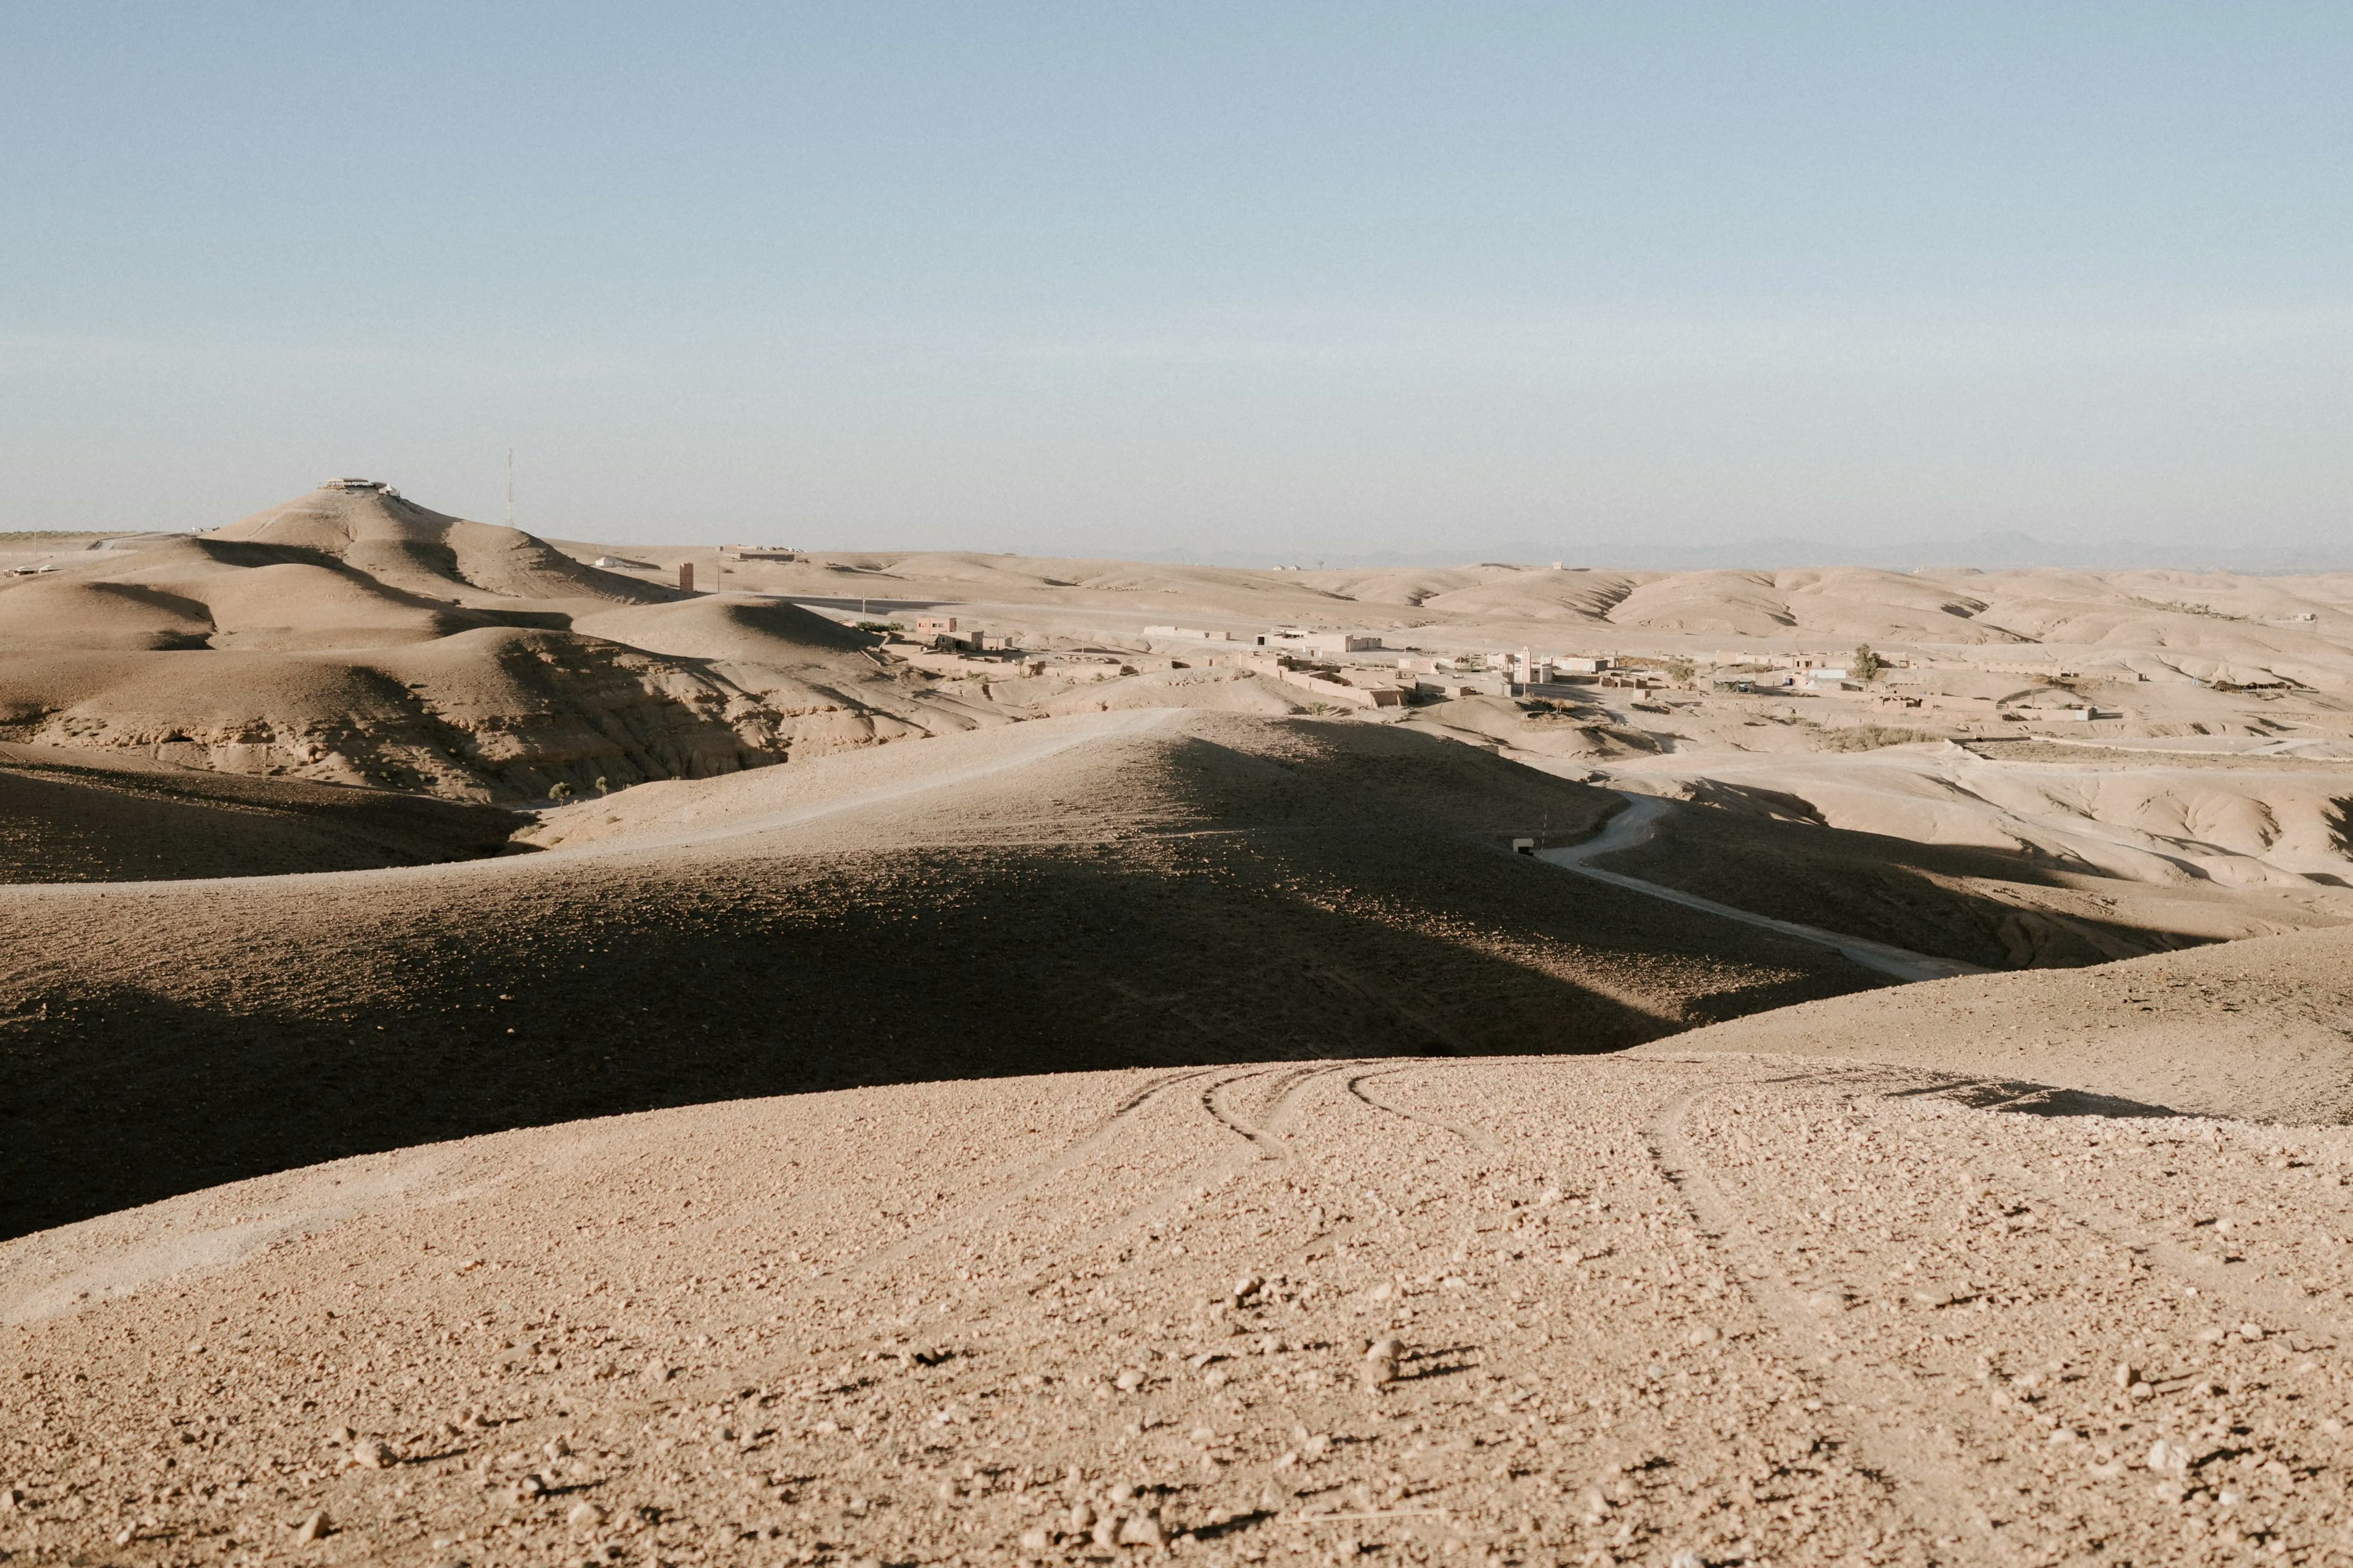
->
2, 3, 2346, 556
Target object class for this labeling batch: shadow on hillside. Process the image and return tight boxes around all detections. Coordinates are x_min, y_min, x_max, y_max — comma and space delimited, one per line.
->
1886, 1077, 2180, 1119
1593, 797, 2253, 969
0, 827, 1884, 1238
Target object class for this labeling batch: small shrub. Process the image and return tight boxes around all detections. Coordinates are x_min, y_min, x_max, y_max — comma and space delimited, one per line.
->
1812, 723, 1938, 752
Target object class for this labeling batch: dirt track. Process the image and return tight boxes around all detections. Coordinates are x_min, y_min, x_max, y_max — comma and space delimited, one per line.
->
1538, 793, 1985, 983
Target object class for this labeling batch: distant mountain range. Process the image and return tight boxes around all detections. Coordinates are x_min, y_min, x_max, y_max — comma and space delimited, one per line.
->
1129, 531, 2353, 574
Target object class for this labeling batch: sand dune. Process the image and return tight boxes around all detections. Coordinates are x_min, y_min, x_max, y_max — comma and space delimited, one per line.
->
0, 710, 1900, 1241
1648, 920, 2353, 1124
0, 744, 518, 882
0, 488, 999, 800
211, 487, 668, 608
18, 516, 2353, 1566
1604, 744, 2353, 901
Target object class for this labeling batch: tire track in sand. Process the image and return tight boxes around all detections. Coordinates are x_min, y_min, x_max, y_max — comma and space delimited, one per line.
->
1203, 1062, 1347, 1157
1343, 1064, 1500, 1156
1649, 1085, 2007, 1561
831, 1065, 1232, 1282
1820, 1061, 2350, 1351
833, 1062, 1349, 1317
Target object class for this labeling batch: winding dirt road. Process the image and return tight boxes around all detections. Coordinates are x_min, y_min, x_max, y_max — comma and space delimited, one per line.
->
1540, 792, 1985, 982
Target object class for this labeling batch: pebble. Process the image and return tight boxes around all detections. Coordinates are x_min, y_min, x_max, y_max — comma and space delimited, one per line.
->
1117, 1511, 1167, 1547
2240, 1323, 2266, 1343
568, 1501, 607, 1528
295, 1509, 333, 1542
2115, 1363, 2137, 1389
2146, 1439, 2192, 1474
1233, 1274, 1265, 1306
1686, 1326, 1721, 1347
353, 1437, 397, 1469
1018, 1526, 1052, 1553
0, 1488, 18, 1514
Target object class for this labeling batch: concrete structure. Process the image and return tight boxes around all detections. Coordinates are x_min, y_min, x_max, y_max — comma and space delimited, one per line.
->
1269, 631, 1385, 656
1143, 625, 1239, 642
322, 478, 398, 496
1556, 656, 1611, 675
1412, 674, 1510, 699
1244, 651, 1408, 708
915, 616, 959, 638
677, 562, 695, 593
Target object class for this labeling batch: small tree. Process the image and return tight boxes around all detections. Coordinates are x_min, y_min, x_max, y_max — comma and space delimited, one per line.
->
594, 775, 610, 796
1851, 644, 1884, 681
1662, 655, 1697, 687
548, 781, 574, 803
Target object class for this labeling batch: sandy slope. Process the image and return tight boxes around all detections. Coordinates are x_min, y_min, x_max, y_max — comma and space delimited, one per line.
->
12, 1052, 2353, 1567
18, 528, 2353, 1564
0, 711, 1891, 1241
0, 745, 518, 882
1645, 922, 2353, 1124
0, 491, 986, 801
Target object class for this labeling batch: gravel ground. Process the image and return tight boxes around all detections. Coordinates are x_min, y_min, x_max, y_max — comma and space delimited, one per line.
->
10, 1053, 2353, 1567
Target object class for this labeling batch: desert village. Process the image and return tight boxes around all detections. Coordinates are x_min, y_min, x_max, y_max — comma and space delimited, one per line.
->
8, 4, 2346, 1561
9, 484, 2353, 1568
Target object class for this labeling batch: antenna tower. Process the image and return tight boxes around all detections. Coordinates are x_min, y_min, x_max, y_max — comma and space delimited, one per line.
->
505, 449, 515, 528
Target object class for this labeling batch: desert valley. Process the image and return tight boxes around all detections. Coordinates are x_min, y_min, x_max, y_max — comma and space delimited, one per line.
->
2, 484, 2353, 1567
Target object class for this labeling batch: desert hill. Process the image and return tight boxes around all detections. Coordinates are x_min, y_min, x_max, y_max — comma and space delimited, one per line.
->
558, 545, 2353, 688
1582, 792, 2352, 970
0, 485, 1004, 801
1643, 918, 2353, 1124
0, 711, 1900, 1240
16, 528, 2353, 1565
15, 1038, 2353, 1564
210, 484, 670, 608
0, 743, 519, 882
